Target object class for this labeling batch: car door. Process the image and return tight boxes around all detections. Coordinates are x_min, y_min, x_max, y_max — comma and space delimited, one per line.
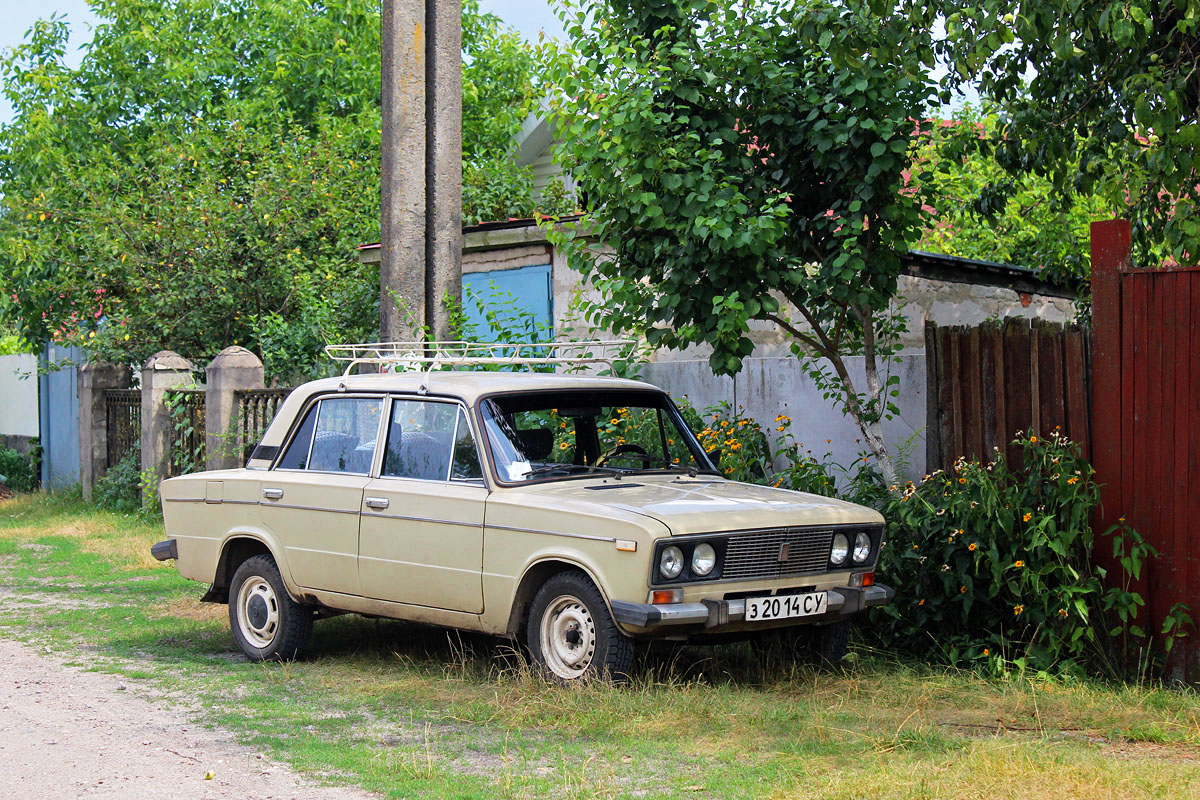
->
358, 398, 487, 613
258, 394, 384, 596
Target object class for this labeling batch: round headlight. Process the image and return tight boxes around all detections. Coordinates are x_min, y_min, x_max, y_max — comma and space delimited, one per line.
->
660, 545, 684, 580
830, 533, 850, 566
852, 531, 872, 563
692, 543, 717, 576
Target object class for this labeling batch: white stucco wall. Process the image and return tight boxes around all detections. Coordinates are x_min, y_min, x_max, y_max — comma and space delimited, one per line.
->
0, 353, 39, 437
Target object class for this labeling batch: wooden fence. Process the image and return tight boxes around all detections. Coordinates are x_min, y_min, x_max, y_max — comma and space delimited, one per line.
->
924, 318, 1092, 471
103, 389, 141, 469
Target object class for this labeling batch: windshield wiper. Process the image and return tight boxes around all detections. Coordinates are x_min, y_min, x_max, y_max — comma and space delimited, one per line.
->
522, 464, 628, 479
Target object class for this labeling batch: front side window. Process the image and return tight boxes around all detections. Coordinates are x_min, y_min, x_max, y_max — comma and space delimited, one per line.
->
276, 396, 383, 474
383, 399, 482, 482
480, 390, 715, 483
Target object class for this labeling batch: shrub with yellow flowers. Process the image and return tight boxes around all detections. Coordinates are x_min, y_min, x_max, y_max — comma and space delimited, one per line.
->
679, 399, 773, 483
869, 429, 1180, 678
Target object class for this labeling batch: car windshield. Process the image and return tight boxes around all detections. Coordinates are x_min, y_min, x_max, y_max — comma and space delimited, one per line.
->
479, 389, 717, 483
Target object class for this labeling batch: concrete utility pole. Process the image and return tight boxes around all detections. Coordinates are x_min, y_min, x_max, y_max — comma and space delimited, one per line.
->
380, 0, 463, 342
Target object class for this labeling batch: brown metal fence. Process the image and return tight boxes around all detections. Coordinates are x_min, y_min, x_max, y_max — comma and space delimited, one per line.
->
235, 388, 291, 462
165, 388, 206, 477
103, 389, 141, 469
1092, 219, 1200, 680
924, 318, 1092, 471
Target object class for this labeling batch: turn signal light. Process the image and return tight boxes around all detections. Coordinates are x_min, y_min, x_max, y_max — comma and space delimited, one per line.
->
650, 589, 682, 604
861, 572, 876, 587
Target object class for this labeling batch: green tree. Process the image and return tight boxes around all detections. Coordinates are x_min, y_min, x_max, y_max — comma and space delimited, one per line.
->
939, 0, 1200, 265
547, 0, 942, 487
913, 106, 1115, 287
0, 0, 544, 379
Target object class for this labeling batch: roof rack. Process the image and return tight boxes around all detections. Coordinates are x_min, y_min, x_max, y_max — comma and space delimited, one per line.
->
324, 340, 639, 376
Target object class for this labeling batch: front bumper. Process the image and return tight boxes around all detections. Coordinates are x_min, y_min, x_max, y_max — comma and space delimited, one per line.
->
610, 584, 894, 630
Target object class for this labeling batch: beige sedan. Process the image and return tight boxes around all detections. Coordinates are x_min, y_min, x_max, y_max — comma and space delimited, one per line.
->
153, 372, 891, 681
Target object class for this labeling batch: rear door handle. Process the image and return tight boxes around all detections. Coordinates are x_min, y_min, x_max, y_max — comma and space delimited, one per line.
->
262, 488, 284, 500
365, 497, 390, 510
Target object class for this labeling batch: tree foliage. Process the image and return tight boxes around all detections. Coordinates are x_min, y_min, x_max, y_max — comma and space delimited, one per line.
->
0, 0, 544, 380
913, 107, 1115, 287
939, 0, 1200, 265
547, 0, 942, 486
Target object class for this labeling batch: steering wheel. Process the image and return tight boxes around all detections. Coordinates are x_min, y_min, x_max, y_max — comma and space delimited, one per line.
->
595, 443, 652, 470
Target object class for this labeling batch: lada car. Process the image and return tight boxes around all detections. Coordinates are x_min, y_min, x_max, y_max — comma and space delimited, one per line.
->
153, 364, 892, 681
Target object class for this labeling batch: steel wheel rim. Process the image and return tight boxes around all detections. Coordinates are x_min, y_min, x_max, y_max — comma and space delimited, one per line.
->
236, 576, 280, 650
539, 594, 597, 680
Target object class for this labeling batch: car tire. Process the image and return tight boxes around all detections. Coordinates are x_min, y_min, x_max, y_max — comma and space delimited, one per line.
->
228, 554, 313, 662
527, 570, 633, 683
812, 619, 851, 666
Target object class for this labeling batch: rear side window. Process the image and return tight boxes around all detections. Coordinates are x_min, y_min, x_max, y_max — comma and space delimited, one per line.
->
383, 400, 482, 482
276, 397, 383, 473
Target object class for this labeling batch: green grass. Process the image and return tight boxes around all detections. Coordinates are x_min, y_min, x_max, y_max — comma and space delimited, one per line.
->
2, 491, 1199, 799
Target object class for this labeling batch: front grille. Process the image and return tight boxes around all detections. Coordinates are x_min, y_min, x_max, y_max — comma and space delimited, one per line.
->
721, 528, 834, 580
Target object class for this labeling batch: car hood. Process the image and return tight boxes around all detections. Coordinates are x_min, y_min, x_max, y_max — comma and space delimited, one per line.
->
525, 476, 882, 536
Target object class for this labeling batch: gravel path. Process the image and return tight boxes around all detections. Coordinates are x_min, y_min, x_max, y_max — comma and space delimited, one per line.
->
0, 638, 377, 800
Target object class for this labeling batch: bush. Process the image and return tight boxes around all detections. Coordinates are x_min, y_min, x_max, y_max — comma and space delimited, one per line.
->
0, 446, 38, 492
682, 400, 772, 483
870, 430, 1161, 677
94, 447, 142, 514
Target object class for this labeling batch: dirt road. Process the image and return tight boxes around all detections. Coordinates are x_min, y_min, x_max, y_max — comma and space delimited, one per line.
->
0, 638, 376, 800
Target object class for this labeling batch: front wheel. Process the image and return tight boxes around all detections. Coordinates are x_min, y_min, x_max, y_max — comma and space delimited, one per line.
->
228, 554, 313, 661
527, 571, 633, 683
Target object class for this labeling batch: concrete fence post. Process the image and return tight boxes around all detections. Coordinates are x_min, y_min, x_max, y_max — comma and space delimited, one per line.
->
77, 361, 130, 502
205, 346, 265, 470
141, 351, 195, 498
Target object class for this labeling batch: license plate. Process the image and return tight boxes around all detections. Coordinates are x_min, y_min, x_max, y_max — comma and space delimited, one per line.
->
744, 592, 828, 623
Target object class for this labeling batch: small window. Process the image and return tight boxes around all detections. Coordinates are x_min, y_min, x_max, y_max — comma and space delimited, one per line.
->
451, 408, 483, 481
277, 397, 382, 473
277, 405, 319, 470
383, 400, 480, 481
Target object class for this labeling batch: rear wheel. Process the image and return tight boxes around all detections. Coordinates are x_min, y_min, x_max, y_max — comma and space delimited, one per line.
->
527, 571, 633, 683
229, 554, 313, 662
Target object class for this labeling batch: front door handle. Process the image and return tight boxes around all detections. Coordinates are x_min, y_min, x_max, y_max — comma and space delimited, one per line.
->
262, 488, 284, 500
365, 497, 390, 510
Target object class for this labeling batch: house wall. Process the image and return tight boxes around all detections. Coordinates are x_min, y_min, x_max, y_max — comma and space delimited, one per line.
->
0, 354, 39, 441
644, 355, 928, 481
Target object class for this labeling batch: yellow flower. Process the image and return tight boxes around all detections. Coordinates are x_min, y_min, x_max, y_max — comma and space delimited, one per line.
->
982, 648, 990, 656
912, 544, 919, 550
610, 418, 620, 425
958, 477, 967, 484
918, 598, 925, 606
559, 442, 569, 450
1013, 604, 1025, 616
960, 585, 967, 594
724, 467, 733, 474
1030, 436, 1038, 443
1023, 512, 1033, 522
1058, 608, 1068, 618
1014, 560, 1025, 568
968, 542, 977, 551
1067, 476, 1078, 485
777, 426, 785, 432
